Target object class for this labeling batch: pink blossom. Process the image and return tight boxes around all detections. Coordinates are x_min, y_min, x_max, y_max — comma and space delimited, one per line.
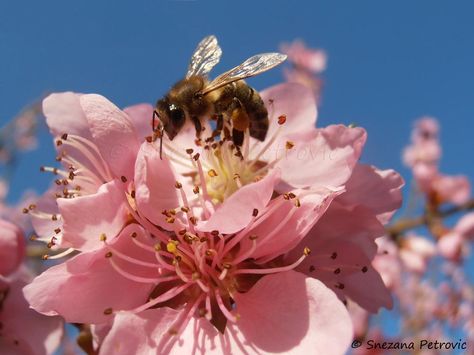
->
347, 301, 370, 339
280, 40, 327, 73
280, 40, 326, 103
283, 68, 324, 104
431, 174, 471, 205
27, 92, 136, 254
411, 117, 439, 142
1, 269, 63, 355
0, 220, 63, 354
287, 164, 403, 313
0, 219, 25, 276
437, 212, 474, 261
403, 117, 471, 206
438, 232, 466, 261
372, 236, 402, 290
451, 212, 474, 239
24, 83, 402, 354
403, 117, 441, 179
399, 233, 436, 273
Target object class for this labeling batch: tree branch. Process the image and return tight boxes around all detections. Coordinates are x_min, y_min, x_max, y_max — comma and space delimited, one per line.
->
386, 199, 474, 237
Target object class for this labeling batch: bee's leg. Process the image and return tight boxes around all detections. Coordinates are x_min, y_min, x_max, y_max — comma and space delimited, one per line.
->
223, 126, 232, 141
227, 98, 249, 147
212, 114, 224, 138
232, 129, 244, 147
191, 116, 203, 138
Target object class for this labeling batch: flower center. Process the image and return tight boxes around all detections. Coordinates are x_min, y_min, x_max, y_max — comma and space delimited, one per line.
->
101, 185, 310, 336
162, 114, 291, 206
197, 140, 266, 203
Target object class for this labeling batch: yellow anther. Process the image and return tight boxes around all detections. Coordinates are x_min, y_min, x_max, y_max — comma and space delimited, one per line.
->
167, 240, 179, 254
205, 249, 216, 257
208, 169, 218, 177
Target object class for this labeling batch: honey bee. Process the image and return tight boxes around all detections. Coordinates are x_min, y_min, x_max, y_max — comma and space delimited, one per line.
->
154, 35, 287, 157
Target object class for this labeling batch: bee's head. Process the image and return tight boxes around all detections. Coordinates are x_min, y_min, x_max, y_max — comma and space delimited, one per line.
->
156, 99, 186, 140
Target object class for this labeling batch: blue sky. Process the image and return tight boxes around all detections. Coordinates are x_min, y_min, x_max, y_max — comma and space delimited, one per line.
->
1, 0, 474, 350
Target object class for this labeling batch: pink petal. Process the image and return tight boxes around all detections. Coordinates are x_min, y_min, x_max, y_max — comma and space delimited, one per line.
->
0, 220, 25, 276
101, 308, 232, 355
30, 187, 62, 240
243, 188, 342, 261
1, 271, 63, 355
437, 232, 463, 261
58, 180, 128, 251
260, 82, 317, 138
283, 68, 323, 103
399, 250, 427, 273
281, 40, 327, 73
91, 323, 113, 350
101, 273, 353, 354
278, 125, 367, 189
404, 234, 436, 258
412, 117, 439, 142
134, 142, 181, 229
339, 164, 404, 224
234, 271, 353, 355
348, 301, 370, 339
432, 174, 471, 205
297, 238, 393, 312
412, 163, 438, 190
197, 170, 280, 234
100, 308, 180, 355
123, 103, 154, 143
454, 212, 474, 239
293, 202, 385, 261
403, 140, 441, 167
372, 238, 401, 289
23, 224, 154, 324
42, 92, 92, 140
80, 94, 140, 181
339, 266, 393, 312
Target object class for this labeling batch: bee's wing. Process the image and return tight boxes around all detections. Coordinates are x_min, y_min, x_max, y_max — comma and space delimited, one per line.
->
202, 53, 287, 95
186, 35, 223, 78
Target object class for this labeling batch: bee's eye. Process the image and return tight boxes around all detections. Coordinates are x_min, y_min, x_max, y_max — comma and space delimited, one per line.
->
169, 105, 185, 125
